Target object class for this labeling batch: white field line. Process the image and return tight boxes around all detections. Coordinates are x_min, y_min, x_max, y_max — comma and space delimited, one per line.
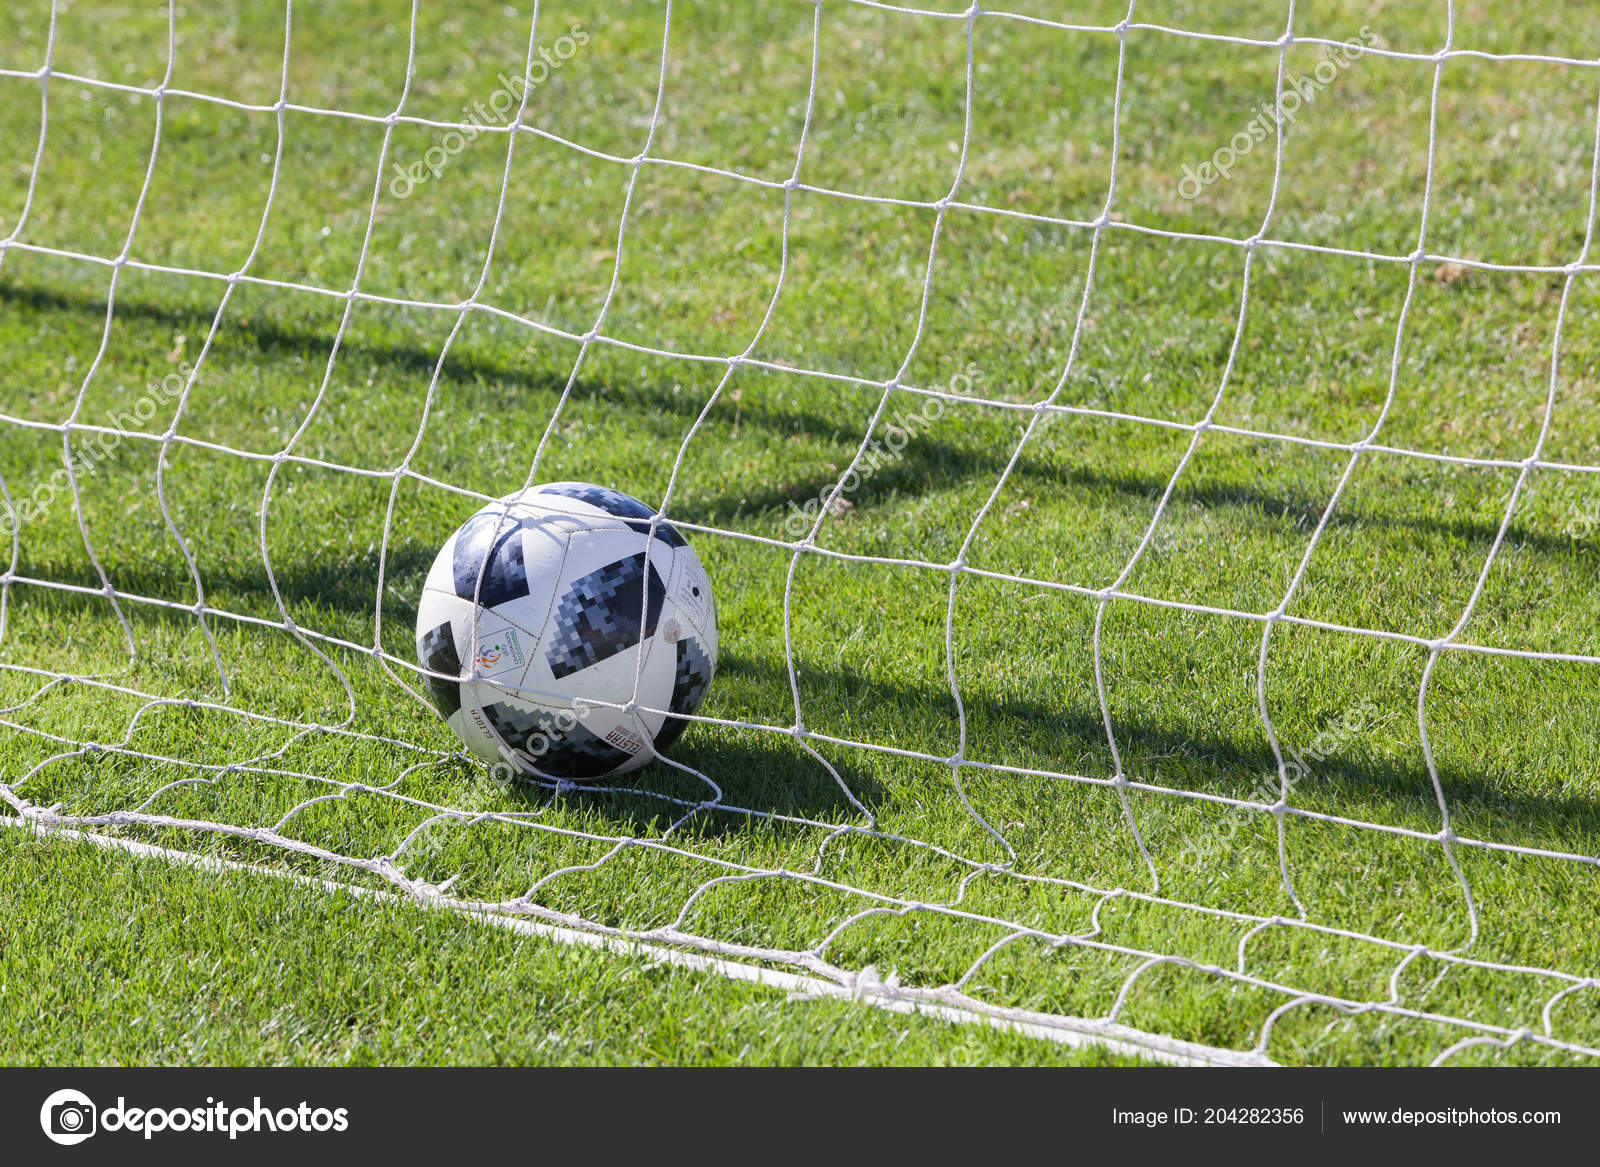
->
1, 814, 1269, 1068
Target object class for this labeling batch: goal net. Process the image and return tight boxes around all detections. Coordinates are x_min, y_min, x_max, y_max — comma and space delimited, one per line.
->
2, 0, 1598, 1066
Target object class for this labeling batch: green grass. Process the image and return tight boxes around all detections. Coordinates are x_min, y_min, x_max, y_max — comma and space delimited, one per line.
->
2, 0, 1600, 1066
6, 837, 1149, 1065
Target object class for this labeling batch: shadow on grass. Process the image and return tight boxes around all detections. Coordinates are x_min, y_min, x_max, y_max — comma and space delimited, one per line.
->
2, 283, 1597, 846
5, 571, 1594, 850
550, 647, 1600, 849
524, 726, 894, 841
2, 280, 1593, 565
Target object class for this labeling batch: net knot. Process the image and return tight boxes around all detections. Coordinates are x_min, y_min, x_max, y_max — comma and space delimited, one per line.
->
845, 964, 898, 1000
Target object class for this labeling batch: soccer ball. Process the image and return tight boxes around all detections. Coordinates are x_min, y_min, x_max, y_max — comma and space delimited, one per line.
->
414, 482, 717, 780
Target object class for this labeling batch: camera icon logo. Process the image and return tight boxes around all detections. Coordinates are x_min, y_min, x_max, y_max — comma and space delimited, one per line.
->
39, 1089, 97, 1146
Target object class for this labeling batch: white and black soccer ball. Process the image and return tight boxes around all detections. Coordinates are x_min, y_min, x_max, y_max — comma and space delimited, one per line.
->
414, 482, 717, 780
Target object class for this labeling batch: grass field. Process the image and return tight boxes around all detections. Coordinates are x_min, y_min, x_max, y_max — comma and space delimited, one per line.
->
2, 0, 1600, 1066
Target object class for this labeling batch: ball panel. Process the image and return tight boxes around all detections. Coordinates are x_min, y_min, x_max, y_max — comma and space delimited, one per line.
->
667, 546, 718, 659
451, 508, 531, 609
478, 697, 638, 779
506, 489, 617, 529
543, 547, 668, 681
460, 611, 533, 686
476, 525, 571, 658
417, 580, 536, 691
651, 633, 715, 753
417, 618, 464, 719
532, 481, 688, 548
568, 633, 678, 741
454, 697, 511, 763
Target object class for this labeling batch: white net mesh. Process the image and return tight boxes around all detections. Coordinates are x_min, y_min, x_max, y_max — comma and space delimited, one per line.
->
3, 0, 1599, 1065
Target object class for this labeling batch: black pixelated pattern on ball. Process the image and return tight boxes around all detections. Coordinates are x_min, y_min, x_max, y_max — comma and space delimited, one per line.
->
419, 620, 463, 718
482, 701, 635, 779
535, 481, 688, 548
652, 635, 714, 753
545, 552, 666, 679
451, 510, 530, 609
